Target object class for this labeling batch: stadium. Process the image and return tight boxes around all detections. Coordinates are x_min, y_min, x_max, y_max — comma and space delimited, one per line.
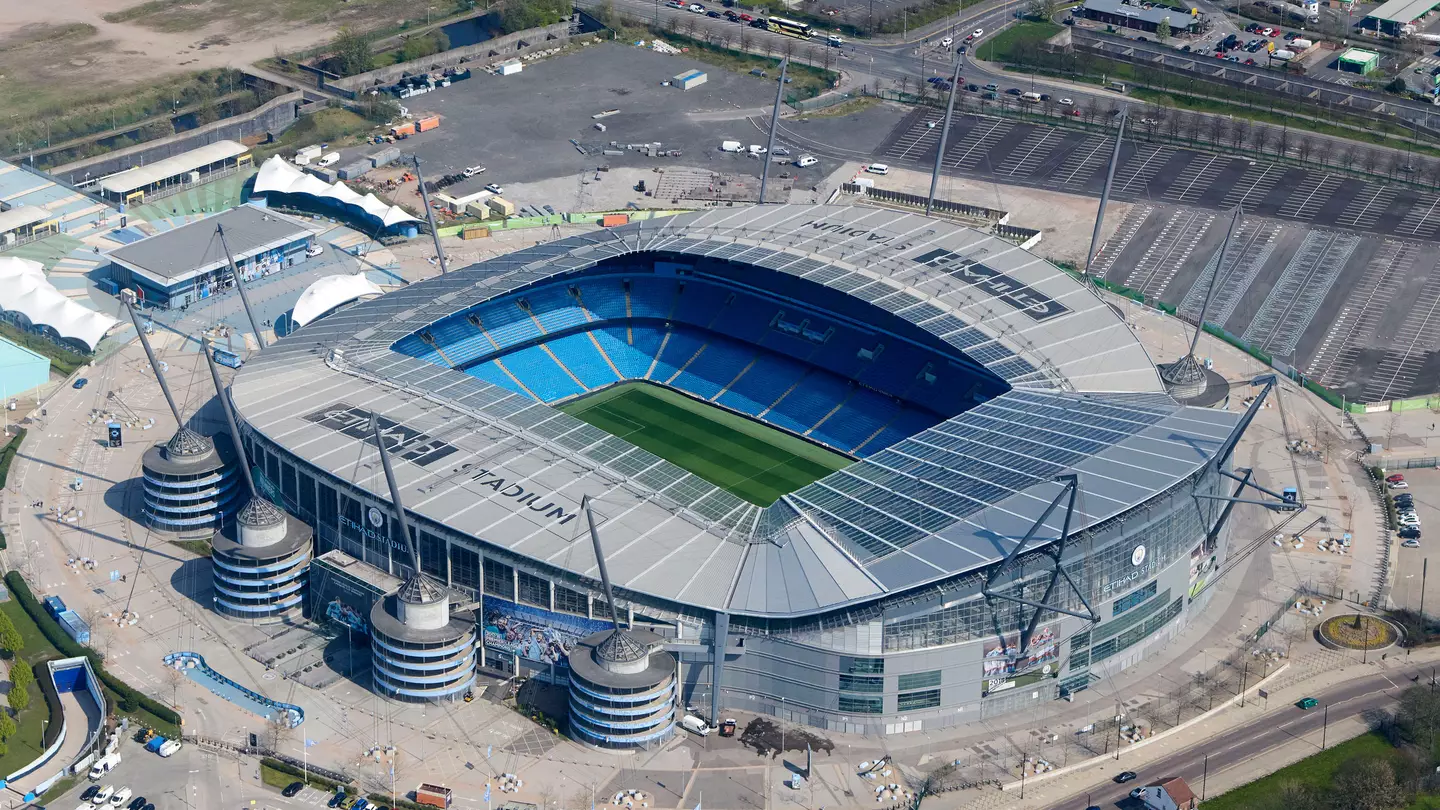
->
228, 204, 1250, 735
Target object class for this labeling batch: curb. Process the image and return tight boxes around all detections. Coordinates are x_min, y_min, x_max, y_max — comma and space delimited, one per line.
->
999, 662, 1290, 792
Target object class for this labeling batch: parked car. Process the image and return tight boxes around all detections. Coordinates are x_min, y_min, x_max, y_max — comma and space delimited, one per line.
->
1130, 788, 1146, 799
485, 183, 504, 194
1115, 771, 1138, 783
1387, 474, 1406, 483
738, 12, 753, 20
73, 378, 88, 389
1391, 480, 1411, 489
1404, 539, 1421, 548
82, 787, 100, 802
688, 3, 705, 11
283, 783, 305, 798
967, 83, 980, 91
127, 798, 145, 810
865, 163, 890, 174
1400, 527, 1422, 539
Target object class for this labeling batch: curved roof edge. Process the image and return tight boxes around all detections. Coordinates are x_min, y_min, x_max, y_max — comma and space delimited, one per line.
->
0, 257, 120, 351
254, 156, 420, 229
292, 273, 385, 327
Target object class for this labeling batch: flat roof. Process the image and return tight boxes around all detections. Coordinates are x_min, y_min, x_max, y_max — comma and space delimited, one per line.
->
98, 140, 248, 195
1083, 0, 1199, 25
0, 206, 53, 234
105, 204, 313, 286
1340, 47, 1382, 60
1365, 0, 1439, 21
315, 549, 405, 594
232, 205, 1240, 618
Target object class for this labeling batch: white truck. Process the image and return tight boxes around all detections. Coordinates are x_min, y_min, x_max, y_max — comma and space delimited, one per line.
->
681, 714, 710, 736
720, 140, 742, 152
1272, 48, 1296, 60
88, 753, 120, 780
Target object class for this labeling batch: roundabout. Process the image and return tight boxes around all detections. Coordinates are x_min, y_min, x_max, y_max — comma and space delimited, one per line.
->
1317, 614, 1402, 651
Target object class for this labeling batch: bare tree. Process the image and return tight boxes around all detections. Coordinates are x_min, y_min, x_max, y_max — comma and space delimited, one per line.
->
265, 712, 294, 752
1229, 119, 1249, 149
1249, 123, 1270, 154
1362, 148, 1380, 175
1084, 96, 1101, 124
1296, 136, 1314, 164
164, 666, 185, 709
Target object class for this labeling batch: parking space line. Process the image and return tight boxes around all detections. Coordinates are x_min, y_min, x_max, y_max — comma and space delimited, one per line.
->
1277, 174, 1342, 221
1309, 239, 1414, 388
1051, 135, 1111, 188
1242, 230, 1360, 355
997, 128, 1059, 177
1361, 252, 1440, 401
1113, 144, 1174, 196
1178, 219, 1280, 327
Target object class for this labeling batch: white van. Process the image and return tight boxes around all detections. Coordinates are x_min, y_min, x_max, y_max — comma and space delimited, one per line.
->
720, 140, 742, 152
865, 163, 890, 175
88, 753, 120, 780
795, 155, 819, 167
317, 152, 340, 167
157, 739, 182, 757
681, 714, 710, 736
748, 144, 768, 156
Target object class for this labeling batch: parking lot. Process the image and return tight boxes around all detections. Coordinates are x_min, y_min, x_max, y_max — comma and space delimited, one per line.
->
336, 43, 837, 210
1386, 468, 1439, 618
1089, 203, 1440, 404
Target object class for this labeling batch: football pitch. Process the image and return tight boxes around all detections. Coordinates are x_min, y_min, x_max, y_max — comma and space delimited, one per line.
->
559, 382, 852, 506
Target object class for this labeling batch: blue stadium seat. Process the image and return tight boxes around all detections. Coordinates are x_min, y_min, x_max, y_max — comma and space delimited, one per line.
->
579, 281, 629, 320
501, 346, 584, 402
718, 353, 806, 417
594, 327, 652, 378
672, 284, 727, 328
548, 333, 620, 390
651, 329, 706, 383
771, 373, 850, 432
480, 299, 542, 349
392, 334, 445, 366
671, 336, 754, 401
523, 286, 587, 333
814, 389, 898, 451
465, 362, 527, 397
628, 278, 677, 320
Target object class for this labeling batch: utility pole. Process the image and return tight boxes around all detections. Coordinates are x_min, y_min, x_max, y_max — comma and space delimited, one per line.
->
1201, 754, 1209, 800
217, 224, 267, 352
412, 155, 450, 275
758, 58, 789, 205
1321, 704, 1329, 750
925, 55, 965, 216
1083, 107, 1128, 278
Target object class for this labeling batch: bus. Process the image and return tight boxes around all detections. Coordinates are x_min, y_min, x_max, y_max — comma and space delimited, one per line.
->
767, 16, 813, 38
213, 347, 244, 369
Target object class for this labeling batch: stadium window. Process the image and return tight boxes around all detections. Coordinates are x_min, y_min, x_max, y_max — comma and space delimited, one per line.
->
318, 483, 337, 531
898, 670, 942, 691
298, 472, 315, 522
897, 689, 941, 711
484, 558, 515, 601
265, 449, 280, 492
838, 674, 884, 693
281, 462, 297, 502
518, 571, 549, 609
554, 585, 588, 616
418, 532, 446, 578
450, 546, 479, 591
848, 657, 885, 674
1112, 581, 1157, 616
838, 695, 884, 714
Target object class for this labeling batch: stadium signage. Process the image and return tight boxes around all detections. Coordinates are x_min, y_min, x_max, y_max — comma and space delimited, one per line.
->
800, 219, 901, 245
911, 248, 1070, 322
462, 467, 579, 527
302, 403, 459, 466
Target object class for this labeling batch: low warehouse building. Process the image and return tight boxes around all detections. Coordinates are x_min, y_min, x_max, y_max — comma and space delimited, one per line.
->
674, 70, 708, 90
0, 206, 60, 246
95, 140, 252, 206
1338, 47, 1381, 74
1079, 0, 1204, 34
105, 205, 317, 309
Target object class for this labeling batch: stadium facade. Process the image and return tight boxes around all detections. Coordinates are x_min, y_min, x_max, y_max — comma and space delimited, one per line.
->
228, 205, 1249, 734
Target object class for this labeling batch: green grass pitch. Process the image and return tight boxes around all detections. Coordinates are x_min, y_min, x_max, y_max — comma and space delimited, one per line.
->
559, 382, 853, 506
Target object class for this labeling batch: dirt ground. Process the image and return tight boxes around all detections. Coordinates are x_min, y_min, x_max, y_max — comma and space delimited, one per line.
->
0, 0, 437, 125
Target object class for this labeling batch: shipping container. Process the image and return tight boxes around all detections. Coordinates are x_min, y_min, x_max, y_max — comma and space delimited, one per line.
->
465, 201, 491, 220
416, 115, 441, 132
416, 783, 453, 808
498, 61, 523, 76
461, 227, 491, 240
601, 214, 630, 227
392, 122, 417, 137
337, 162, 370, 181
43, 595, 66, 618
486, 196, 516, 217
370, 147, 402, 168
58, 610, 90, 644
296, 144, 323, 160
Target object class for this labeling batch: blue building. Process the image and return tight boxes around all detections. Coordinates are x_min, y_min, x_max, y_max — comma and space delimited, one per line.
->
0, 337, 50, 399
105, 205, 317, 309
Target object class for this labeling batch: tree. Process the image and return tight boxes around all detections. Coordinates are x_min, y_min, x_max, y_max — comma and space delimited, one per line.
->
1330, 758, 1406, 810
1396, 685, 1440, 747
1157, 18, 1171, 41
331, 27, 373, 77
164, 666, 186, 709
0, 612, 21, 658
8, 672, 29, 713
1386, 76, 1408, 94
0, 711, 15, 740
265, 712, 293, 752
1027, 0, 1058, 20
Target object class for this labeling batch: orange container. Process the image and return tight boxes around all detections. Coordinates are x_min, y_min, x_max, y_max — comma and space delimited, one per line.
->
601, 214, 629, 227
392, 122, 416, 136
416, 115, 441, 132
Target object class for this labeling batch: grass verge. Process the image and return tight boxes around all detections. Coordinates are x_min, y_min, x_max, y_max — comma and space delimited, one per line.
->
1201, 733, 1406, 809
170, 539, 213, 558
253, 107, 377, 161
560, 381, 851, 506
0, 599, 61, 775
974, 21, 1062, 63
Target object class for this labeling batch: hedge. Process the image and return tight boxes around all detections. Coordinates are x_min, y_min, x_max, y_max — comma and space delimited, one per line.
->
32, 659, 61, 749
3, 572, 181, 726
368, 793, 431, 810
0, 429, 27, 490
263, 757, 342, 793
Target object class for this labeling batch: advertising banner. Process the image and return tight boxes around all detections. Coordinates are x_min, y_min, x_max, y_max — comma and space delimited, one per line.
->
482, 595, 607, 667
981, 624, 1060, 696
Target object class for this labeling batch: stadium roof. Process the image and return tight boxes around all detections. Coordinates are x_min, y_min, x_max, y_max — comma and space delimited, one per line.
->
253, 156, 421, 229
1365, 0, 1438, 22
106, 204, 313, 286
0, 206, 53, 234
292, 274, 385, 327
98, 140, 249, 195
0, 256, 120, 351
230, 205, 1240, 618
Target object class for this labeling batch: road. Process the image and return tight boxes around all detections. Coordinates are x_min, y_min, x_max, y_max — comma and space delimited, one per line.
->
1042, 665, 1423, 809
